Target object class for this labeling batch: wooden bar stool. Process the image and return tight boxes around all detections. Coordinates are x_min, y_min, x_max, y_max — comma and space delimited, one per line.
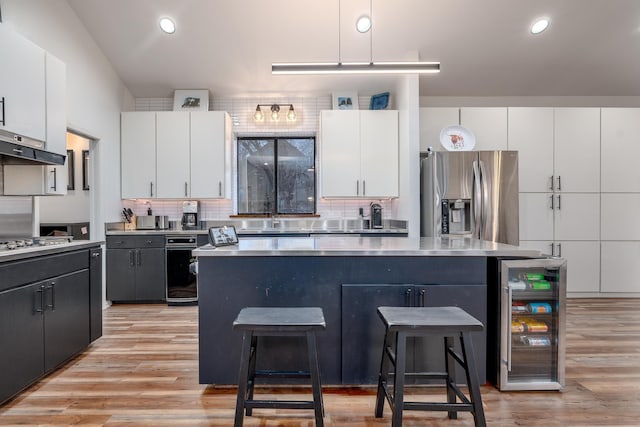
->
374, 306, 486, 427
232, 307, 326, 427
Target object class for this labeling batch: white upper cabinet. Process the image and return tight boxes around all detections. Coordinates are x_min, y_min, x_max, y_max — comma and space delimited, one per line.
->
121, 112, 156, 199
190, 111, 229, 199
508, 108, 554, 193
554, 108, 600, 193
553, 193, 600, 241
321, 110, 360, 197
121, 111, 230, 199
45, 53, 67, 156
601, 108, 640, 192
601, 193, 640, 240
321, 110, 398, 198
360, 110, 399, 198
0, 24, 46, 141
460, 107, 508, 151
3, 164, 67, 196
156, 112, 190, 198
419, 108, 459, 152
519, 193, 554, 241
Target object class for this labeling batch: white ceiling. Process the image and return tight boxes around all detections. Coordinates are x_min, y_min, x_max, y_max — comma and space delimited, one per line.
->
67, 0, 640, 98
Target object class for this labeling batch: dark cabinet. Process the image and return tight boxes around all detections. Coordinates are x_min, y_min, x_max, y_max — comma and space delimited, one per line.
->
0, 248, 97, 405
341, 283, 486, 385
89, 248, 103, 342
106, 236, 165, 302
0, 282, 45, 404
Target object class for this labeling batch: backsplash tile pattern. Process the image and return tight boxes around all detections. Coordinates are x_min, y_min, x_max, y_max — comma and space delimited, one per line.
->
129, 95, 399, 222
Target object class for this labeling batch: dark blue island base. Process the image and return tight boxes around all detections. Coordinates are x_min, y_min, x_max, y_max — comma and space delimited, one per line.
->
197, 255, 489, 385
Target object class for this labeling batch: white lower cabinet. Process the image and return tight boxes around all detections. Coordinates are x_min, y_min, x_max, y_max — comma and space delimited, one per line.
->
601, 242, 640, 293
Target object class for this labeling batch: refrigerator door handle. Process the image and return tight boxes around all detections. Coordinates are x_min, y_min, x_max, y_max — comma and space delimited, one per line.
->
506, 285, 513, 372
472, 160, 482, 239
478, 160, 489, 238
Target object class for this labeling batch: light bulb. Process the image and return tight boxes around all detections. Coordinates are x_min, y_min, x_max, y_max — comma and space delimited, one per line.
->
253, 106, 264, 122
159, 17, 176, 34
286, 106, 297, 121
270, 105, 280, 121
531, 18, 549, 34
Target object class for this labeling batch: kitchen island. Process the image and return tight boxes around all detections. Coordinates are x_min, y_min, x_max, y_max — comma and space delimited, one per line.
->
194, 236, 540, 386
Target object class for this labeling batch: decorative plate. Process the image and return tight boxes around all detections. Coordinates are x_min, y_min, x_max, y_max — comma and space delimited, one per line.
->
439, 125, 476, 151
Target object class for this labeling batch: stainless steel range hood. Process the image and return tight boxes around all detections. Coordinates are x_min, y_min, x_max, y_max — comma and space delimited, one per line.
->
0, 129, 66, 166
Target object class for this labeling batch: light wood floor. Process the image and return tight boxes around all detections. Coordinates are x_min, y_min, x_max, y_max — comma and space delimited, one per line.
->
1, 299, 640, 426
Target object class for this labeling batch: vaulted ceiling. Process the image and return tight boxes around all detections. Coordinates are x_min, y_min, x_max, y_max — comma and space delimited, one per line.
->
67, 0, 640, 98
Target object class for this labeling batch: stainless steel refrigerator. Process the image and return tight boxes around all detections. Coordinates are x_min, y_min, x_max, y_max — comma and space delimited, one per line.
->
420, 150, 519, 245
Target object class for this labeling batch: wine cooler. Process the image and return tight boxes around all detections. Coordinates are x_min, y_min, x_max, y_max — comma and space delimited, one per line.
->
496, 258, 566, 390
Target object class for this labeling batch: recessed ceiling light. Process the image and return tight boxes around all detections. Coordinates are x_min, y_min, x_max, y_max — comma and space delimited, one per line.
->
530, 18, 549, 35
159, 17, 176, 34
356, 15, 372, 33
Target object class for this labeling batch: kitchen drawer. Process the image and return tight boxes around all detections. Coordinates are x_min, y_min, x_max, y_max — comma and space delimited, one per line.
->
0, 250, 89, 292
106, 235, 165, 249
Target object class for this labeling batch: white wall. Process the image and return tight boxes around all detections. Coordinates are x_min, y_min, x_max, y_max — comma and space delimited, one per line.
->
420, 96, 640, 108
2, 0, 134, 243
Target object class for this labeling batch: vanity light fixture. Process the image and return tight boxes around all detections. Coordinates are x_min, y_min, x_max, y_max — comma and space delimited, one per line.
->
159, 17, 176, 34
253, 104, 297, 122
530, 18, 549, 34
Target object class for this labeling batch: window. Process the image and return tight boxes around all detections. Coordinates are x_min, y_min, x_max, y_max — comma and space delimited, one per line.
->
237, 137, 315, 215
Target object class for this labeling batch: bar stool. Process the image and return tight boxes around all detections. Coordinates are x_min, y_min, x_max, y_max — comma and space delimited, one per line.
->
232, 307, 326, 427
374, 306, 486, 427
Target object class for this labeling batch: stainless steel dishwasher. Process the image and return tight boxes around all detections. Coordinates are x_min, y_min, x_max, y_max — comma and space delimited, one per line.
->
165, 235, 198, 306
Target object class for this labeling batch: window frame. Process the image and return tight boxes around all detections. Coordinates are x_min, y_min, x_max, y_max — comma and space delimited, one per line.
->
236, 136, 316, 216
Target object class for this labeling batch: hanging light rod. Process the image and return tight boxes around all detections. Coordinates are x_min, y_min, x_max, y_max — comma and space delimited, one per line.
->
272, 61, 440, 75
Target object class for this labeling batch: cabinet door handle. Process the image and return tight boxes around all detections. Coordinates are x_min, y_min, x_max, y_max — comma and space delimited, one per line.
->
1, 96, 5, 126
219, 181, 222, 197
557, 243, 562, 257
185, 182, 188, 197
557, 175, 562, 191
550, 194, 555, 210
136, 250, 141, 266
129, 250, 135, 267
549, 175, 554, 191
557, 194, 561, 210
150, 182, 154, 197
47, 283, 56, 311
356, 180, 359, 196
419, 289, 425, 307
363, 180, 366, 196
50, 168, 57, 191
405, 288, 413, 307
35, 285, 44, 314
550, 243, 555, 257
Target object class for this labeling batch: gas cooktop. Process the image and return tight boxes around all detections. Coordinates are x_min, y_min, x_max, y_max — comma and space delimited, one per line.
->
0, 236, 72, 252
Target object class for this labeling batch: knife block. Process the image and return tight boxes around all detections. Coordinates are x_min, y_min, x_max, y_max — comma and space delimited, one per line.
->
124, 215, 137, 230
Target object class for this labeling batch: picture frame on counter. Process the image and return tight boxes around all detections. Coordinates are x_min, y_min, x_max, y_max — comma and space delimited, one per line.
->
66, 149, 75, 191
173, 89, 210, 111
332, 92, 359, 110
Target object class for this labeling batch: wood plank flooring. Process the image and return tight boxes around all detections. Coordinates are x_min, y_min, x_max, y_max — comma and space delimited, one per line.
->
1, 299, 640, 426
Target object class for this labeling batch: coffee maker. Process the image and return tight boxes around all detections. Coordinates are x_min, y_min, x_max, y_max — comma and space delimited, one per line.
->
181, 201, 199, 229
370, 203, 383, 229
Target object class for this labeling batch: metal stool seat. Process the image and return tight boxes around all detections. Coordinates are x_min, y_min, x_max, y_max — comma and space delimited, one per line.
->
232, 307, 326, 427
374, 306, 486, 427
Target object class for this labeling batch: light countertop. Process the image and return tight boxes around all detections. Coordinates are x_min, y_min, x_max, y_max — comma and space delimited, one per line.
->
0, 240, 103, 263
193, 236, 542, 257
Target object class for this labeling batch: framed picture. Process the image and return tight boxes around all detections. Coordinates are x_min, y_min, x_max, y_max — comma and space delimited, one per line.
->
332, 92, 359, 110
173, 89, 209, 111
370, 92, 390, 110
66, 149, 75, 190
82, 150, 90, 190
208, 226, 239, 247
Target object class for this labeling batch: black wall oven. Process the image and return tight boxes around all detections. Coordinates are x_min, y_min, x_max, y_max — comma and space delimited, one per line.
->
165, 235, 198, 305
